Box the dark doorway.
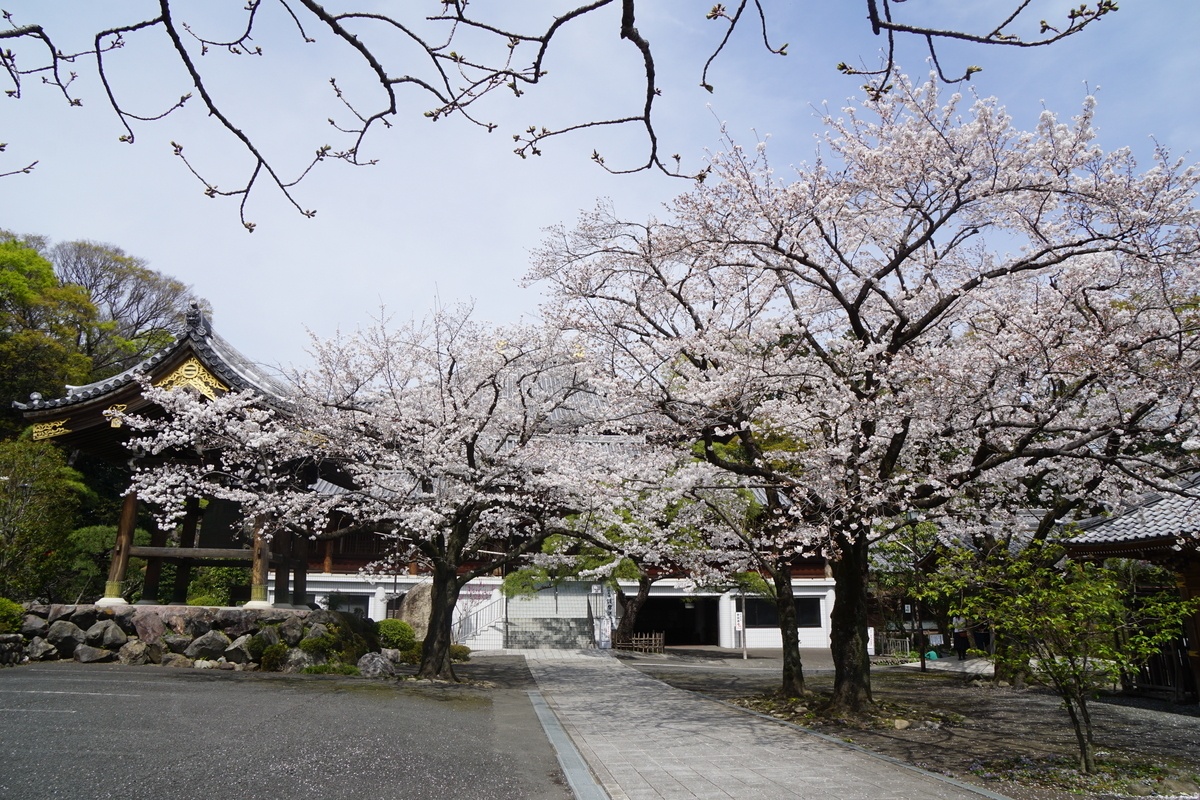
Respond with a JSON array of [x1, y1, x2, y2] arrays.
[[634, 597, 719, 645]]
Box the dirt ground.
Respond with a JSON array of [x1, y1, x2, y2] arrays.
[[629, 660, 1200, 800]]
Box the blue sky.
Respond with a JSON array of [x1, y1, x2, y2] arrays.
[[3, 2, 1197, 371]]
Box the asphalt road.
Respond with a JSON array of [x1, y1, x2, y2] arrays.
[[0, 659, 570, 800]]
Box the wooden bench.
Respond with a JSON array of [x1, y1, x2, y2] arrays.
[[613, 632, 664, 654]]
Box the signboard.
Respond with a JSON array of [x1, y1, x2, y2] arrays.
[[734, 611, 743, 631]]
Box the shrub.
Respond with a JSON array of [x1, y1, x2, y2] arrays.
[[299, 634, 337, 657], [449, 644, 471, 662], [376, 618, 416, 650], [260, 643, 288, 672], [301, 664, 361, 676], [0, 598, 22, 634], [246, 634, 266, 662], [187, 596, 220, 607]]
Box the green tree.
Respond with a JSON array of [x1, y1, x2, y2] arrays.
[[0, 239, 94, 437], [0, 438, 89, 600], [931, 543, 1197, 774], [49, 239, 206, 380]]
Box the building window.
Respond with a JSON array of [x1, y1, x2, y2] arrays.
[[744, 597, 822, 628]]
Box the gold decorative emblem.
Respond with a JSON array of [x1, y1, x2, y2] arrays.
[[154, 357, 229, 400], [32, 419, 71, 440], [106, 404, 129, 428]]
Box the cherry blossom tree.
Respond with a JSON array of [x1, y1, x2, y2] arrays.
[[124, 305, 647, 679], [0, 2, 1115, 225], [529, 73, 1200, 711]]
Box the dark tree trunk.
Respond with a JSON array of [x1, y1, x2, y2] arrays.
[[827, 533, 873, 713], [772, 564, 806, 697], [614, 573, 652, 643], [418, 562, 462, 681]]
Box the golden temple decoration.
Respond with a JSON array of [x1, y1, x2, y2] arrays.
[[106, 404, 129, 428], [32, 419, 71, 440], [154, 357, 228, 400]]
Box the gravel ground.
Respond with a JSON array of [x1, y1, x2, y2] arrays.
[[631, 662, 1200, 800]]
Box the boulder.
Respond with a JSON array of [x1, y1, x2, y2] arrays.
[[23, 603, 49, 618], [112, 607, 138, 634], [25, 636, 57, 661], [224, 634, 254, 664], [185, 630, 232, 661], [164, 607, 216, 638], [118, 641, 157, 666], [161, 653, 194, 668], [86, 620, 128, 649], [73, 644, 114, 663], [279, 615, 304, 646], [164, 634, 193, 654], [357, 652, 395, 678], [132, 610, 166, 644], [20, 614, 49, 639], [281, 648, 319, 673], [382, 648, 404, 664], [215, 609, 260, 638], [893, 719, 911, 731], [46, 620, 86, 657], [47, 604, 76, 624], [306, 610, 337, 628], [70, 606, 100, 630], [0, 634, 23, 665], [1160, 780, 1199, 795], [255, 626, 281, 649], [396, 583, 432, 641], [193, 659, 219, 670], [258, 609, 298, 625], [303, 622, 331, 642]]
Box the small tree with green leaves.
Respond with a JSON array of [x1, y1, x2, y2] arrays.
[[932, 542, 1196, 773]]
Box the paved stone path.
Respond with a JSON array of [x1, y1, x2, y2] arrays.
[[516, 650, 1005, 800]]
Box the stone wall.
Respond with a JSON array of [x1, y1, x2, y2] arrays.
[[7, 603, 380, 674], [504, 618, 594, 649]]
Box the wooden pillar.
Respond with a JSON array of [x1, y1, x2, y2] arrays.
[[169, 497, 200, 604], [136, 521, 169, 605], [323, 539, 334, 574], [245, 518, 272, 609], [272, 531, 292, 607], [1181, 562, 1200, 701], [291, 535, 309, 607], [97, 492, 138, 607]]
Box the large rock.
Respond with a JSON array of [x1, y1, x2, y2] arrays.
[[357, 652, 395, 678], [185, 630, 232, 661], [306, 610, 337, 628], [132, 610, 166, 644], [303, 622, 331, 642], [164, 634, 193, 654], [25, 637, 57, 661], [397, 583, 432, 641], [46, 620, 86, 657], [0, 634, 23, 665], [20, 614, 49, 638], [281, 647, 319, 673], [215, 609, 260, 638], [164, 607, 216, 638], [279, 615, 304, 646], [85, 620, 128, 649], [73, 644, 114, 663], [117, 640, 163, 666], [161, 653, 194, 668], [47, 605, 76, 624], [255, 626, 281, 649], [224, 634, 254, 664], [112, 607, 138, 634], [70, 606, 100, 630]]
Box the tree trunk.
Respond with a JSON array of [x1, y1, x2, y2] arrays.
[[772, 564, 806, 697], [614, 573, 652, 643], [417, 562, 462, 681], [826, 533, 873, 713], [1062, 694, 1097, 773]]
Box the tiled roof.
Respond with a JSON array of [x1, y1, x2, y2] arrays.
[[13, 303, 290, 411], [1067, 479, 1200, 546]]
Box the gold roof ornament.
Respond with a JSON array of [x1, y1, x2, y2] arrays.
[[106, 404, 129, 428], [154, 357, 229, 400], [32, 419, 71, 440]]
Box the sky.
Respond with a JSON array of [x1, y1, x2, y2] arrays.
[[3, 1, 1198, 376]]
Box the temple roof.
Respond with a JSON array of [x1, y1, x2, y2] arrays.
[[14, 304, 290, 462], [1065, 478, 1200, 559]]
